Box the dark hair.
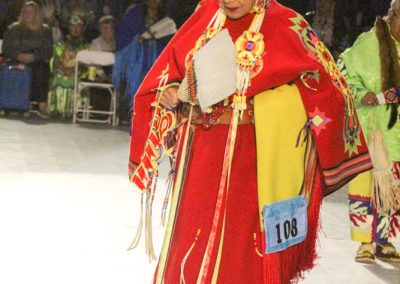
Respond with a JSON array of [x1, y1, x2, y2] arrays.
[[143, 0, 166, 21]]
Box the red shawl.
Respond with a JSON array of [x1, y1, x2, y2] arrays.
[[129, 0, 372, 195]]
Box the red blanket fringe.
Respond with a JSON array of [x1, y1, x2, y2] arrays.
[[263, 169, 323, 284]]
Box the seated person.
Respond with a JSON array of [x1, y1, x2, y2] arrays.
[[86, 15, 116, 118], [90, 15, 116, 53], [48, 15, 88, 118], [88, 15, 116, 83], [2, 1, 53, 117]]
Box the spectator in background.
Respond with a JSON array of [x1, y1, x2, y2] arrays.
[[89, 15, 116, 52], [58, 0, 94, 42], [114, 0, 168, 56], [47, 13, 63, 43], [40, 1, 63, 43], [87, 15, 116, 117], [89, 15, 116, 83], [2, 1, 53, 117], [113, 0, 174, 124], [33, 0, 64, 37], [313, 0, 335, 48], [48, 14, 88, 118], [58, 0, 120, 43]]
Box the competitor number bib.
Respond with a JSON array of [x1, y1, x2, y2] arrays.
[[263, 195, 307, 254]]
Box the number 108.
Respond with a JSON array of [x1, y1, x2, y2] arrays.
[[275, 218, 298, 244]]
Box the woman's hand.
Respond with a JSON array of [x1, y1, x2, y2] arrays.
[[361, 92, 378, 106], [160, 86, 180, 109]]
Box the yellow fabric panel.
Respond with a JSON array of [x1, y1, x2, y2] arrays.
[[348, 170, 373, 197], [348, 170, 373, 242], [254, 84, 308, 229], [351, 230, 373, 243]]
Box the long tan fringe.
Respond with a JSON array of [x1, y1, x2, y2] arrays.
[[391, 164, 400, 210], [145, 178, 157, 261], [127, 192, 144, 251], [369, 129, 400, 213], [161, 171, 175, 226], [372, 170, 400, 213], [127, 177, 158, 260]]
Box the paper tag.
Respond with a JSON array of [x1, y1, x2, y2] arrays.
[[263, 195, 307, 254]]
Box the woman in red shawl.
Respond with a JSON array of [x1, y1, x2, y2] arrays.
[[128, 0, 372, 283]]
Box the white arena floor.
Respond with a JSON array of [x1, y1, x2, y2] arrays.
[[0, 118, 398, 284]]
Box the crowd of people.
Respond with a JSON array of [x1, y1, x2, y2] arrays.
[[0, 0, 198, 123], [0, 1, 118, 121]]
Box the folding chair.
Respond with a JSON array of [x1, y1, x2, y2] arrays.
[[72, 50, 117, 126]]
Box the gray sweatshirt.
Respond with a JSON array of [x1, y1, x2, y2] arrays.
[[3, 22, 53, 62]]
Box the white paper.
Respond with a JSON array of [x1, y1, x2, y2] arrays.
[[193, 29, 237, 112]]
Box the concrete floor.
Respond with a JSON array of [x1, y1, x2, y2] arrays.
[[0, 117, 398, 284]]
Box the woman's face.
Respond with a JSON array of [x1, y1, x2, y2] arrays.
[[100, 23, 115, 42], [220, 0, 254, 19], [69, 24, 84, 38], [21, 5, 37, 25]]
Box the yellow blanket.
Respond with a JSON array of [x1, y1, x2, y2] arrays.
[[254, 84, 308, 229]]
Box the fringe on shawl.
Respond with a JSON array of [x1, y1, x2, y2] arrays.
[[264, 139, 323, 284], [263, 172, 322, 284]]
